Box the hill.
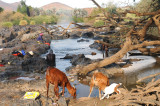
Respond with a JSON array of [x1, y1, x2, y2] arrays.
[[0, 0, 20, 11], [41, 2, 73, 11]]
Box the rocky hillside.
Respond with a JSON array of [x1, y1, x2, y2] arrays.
[[0, 0, 20, 11], [41, 2, 73, 11]]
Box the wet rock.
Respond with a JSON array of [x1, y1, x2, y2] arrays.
[[70, 34, 80, 39], [99, 31, 109, 35], [103, 37, 110, 43], [89, 42, 101, 50], [61, 54, 74, 59], [81, 32, 94, 38], [77, 39, 89, 42], [69, 31, 81, 39], [93, 36, 103, 40], [91, 52, 96, 55], [108, 48, 120, 56], [70, 54, 92, 66]]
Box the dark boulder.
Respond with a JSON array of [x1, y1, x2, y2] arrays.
[[89, 42, 101, 50], [22, 57, 47, 73], [81, 32, 94, 38], [70, 34, 80, 39], [77, 39, 89, 42], [70, 54, 92, 66]]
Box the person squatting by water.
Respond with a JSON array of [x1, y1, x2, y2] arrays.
[[46, 49, 56, 67], [37, 33, 44, 43]]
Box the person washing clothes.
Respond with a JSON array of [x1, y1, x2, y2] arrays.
[[37, 33, 44, 44], [46, 49, 56, 67]]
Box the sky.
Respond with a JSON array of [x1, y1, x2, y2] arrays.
[[1, 0, 140, 8]]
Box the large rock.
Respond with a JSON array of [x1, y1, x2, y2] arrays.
[[89, 42, 101, 50], [21, 33, 37, 42], [22, 57, 47, 73], [81, 32, 94, 38], [70, 54, 92, 66]]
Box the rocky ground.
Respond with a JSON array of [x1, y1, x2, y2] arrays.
[[0, 25, 160, 106]]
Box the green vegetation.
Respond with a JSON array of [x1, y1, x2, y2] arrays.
[[93, 20, 104, 27], [72, 16, 84, 23], [19, 20, 28, 26], [0, 0, 58, 27], [31, 15, 58, 24], [85, 2, 118, 26], [124, 13, 140, 22], [30, 21, 35, 25], [2, 22, 13, 28], [135, 0, 160, 13], [134, 0, 160, 36], [0, 7, 4, 13], [72, 8, 87, 23], [105, 2, 118, 15], [17, 0, 30, 16]]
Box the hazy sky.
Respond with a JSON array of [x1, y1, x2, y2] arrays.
[[1, 0, 140, 8]]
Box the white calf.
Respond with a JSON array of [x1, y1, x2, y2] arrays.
[[100, 83, 122, 100]]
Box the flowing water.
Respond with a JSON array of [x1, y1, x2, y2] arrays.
[[42, 38, 160, 98]]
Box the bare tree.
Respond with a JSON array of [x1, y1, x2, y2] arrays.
[[69, 0, 160, 75]]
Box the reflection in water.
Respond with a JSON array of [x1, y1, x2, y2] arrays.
[[111, 59, 160, 90], [43, 38, 160, 98]]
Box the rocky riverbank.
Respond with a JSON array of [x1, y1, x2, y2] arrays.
[[0, 24, 160, 106]]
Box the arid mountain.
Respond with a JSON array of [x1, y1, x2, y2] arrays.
[[41, 2, 73, 11], [0, 0, 20, 11]]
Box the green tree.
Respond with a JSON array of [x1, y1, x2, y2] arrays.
[[135, 0, 160, 13], [34, 8, 40, 16], [0, 7, 4, 13], [17, 0, 30, 16]]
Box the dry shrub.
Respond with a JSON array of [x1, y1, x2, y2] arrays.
[[30, 21, 35, 25], [9, 12, 25, 21], [0, 11, 12, 22], [19, 20, 28, 26]]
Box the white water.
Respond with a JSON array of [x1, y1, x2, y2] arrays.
[[122, 56, 156, 73]]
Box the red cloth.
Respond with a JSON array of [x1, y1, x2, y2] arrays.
[[45, 43, 50, 46], [12, 53, 21, 56], [0, 64, 4, 67]]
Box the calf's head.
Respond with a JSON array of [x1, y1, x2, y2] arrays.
[[70, 86, 76, 99]]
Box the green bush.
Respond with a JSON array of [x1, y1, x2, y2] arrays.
[[72, 16, 84, 23], [32, 15, 58, 24], [19, 20, 28, 26], [12, 19, 20, 25], [93, 20, 104, 27], [2, 22, 13, 28], [30, 21, 35, 25]]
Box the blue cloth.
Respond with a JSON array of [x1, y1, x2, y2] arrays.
[[21, 50, 26, 56]]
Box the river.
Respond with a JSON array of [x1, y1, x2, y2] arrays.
[[41, 38, 160, 98]]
